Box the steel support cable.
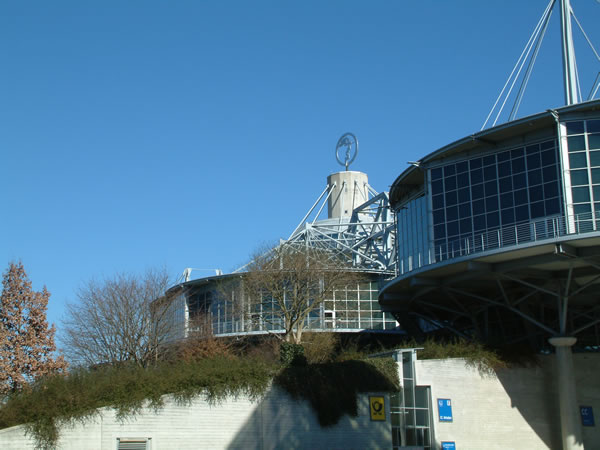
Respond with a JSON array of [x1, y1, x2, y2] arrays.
[[510, 6, 554, 120], [561, 4, 600, 100], [288, 184, 333, 239], [482, 0, 555, 130], [492, 1, 554, 127]]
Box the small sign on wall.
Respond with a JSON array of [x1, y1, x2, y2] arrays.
[[580, 406, 595, 426], [369, 396, 385, 421], [438, 398, 453, 422], [441, 442, 456, 450]]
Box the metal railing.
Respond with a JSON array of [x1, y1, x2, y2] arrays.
[[399, 212, 600, 275]]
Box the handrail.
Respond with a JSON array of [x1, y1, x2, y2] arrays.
[[399, 212, 600, 275]]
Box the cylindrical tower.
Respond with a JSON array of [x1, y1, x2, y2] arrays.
[[326, 171, 369, 219]]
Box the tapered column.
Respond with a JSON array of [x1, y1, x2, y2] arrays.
[[549, 337, 583, 450]]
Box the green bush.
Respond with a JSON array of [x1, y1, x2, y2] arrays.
[[302, 332, 339, 364], [279, 342, 307, 366]]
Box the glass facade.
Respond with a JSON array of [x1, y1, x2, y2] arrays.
[[430, 138, 562, 260], [397, 194, 429, 273], [563, 119, 600, 232], [182, 278, 399, 337]]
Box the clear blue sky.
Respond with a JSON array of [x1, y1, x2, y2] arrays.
[[1, 1, 599, 336]]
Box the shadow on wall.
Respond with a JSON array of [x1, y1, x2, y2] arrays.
[[226, 386, 391, 450], [494, 354, 600, 450]]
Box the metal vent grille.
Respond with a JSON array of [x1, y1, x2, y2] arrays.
[[117, 439, 148, 450]]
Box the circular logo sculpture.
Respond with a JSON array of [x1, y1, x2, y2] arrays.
[[335, 132, 358, 171]]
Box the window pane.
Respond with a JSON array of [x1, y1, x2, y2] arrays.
[[501, 208, 515, 224], [527, 152, 541, 169], [545, 199, 560, 215], [446, 206, 458, 221], [470, 168, 483, 184], [457, 172, 469, 188], [528, 169, 542, 186], [542, 149, 557, 166], [431, 179, 443, 195], [444, 165, 456, 176], [472, 199, 485, 215], [588, 120, 600, 133], [515, 205, 529, 222], [543, 165, 558, 182], [566, 121, 585, 135], [513, 173, 527, 189], [530, 201, 545, 218], [572, 186, 591, 203], [498, 161, 511, 177], [529, 185, 543, 202], [458, 187, 470, 203], [568, 135, 586, 151], [486, 195, 499, 212], [432, 194, 444, 209], [589, 134, 600, 150], [500, 192, 514, 208], [487, 212, 500, 228], [446, 190, 458, 206], [485, 180, 498, 196], [571, 169, 589, 186], [590, 151, 600, 167], [456, 161, 468, 173], [445, 176, 457, 191], [569, 152, 587, 168], [497, 151, 510, 162], [593, 168, 600, 184], [459, 202, 471, 218], [471, 184, 484, 199], [512, 157, 525, 173], [431, 168, 442, 180]]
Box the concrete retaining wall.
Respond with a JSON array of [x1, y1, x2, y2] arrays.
[[0, 387, 391, 450]]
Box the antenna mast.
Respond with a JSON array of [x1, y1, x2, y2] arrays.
[[560, 0, 580, 105]]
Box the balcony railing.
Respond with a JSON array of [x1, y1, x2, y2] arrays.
[[399, 212, 600, 275]]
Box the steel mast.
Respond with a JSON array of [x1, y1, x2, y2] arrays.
[[560, 0, 579, 105]]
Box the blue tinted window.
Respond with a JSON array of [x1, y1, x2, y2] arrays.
[[572, 186, 591, 203], [529, 185, 543, 202], [444, 165, 456, 176], [592, 169, 600, 184], [470, 158, 482, 169], [498, 161, 511, 177], [515, 189, 528, 205], [472, 199, 485, 215], [471, 184, 484, 200], [501, 208, 515, 224], [569, 153, 587, 168], [590, 151, 600, 166], [500, 192, 513, 208], [487, 212, 500, 228], [544, 181, 559, 198], [499, 177, 512, 193], [456, 161, 468, 173], [432, 194, 444, 210], [527, 152, 541, 169], [497, 151, 510, 162], [528, 169, 542, 186], [513, 173, 527, 189], [486, 196, 499, 212], [483, 155, 495, 166], [515, 205, 529, 222], [447, 221, 459, 237], [459, 202, 471, 218], [571, 170, 589, 185], [512, 157, 525, 173], [473, 215, 486, 231], [445, 190, 458, 206], [589, 120, 600, 133], [457, 172, 469, 188], [530, 201, 545, 218], [566, 121, 584, 135], [543, 165, 558, 182], [446, 206, 458, 221], [568, 136, 586, 152], [484, 165, 496, 180], [589, 134, 600, 150], [433, 210, 445, 223], [431, 168, 443, 180], [458, 187, 470, 203], [445, 176, 457, 191], [545, 199, 560, 215], [485, 180, 498, 196], [460, 219, 472, 233], [511, 148, 524, 158], [541, 149, 556, 166], [431, 180, 443, 195]]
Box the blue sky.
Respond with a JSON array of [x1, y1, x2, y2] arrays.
[[1, 1, 599, 336]]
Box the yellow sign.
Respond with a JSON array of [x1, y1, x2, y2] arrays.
[[369, 396, 385, 421]]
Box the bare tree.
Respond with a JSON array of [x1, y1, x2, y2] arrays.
[[61, 268, 175, 367], [235, 245, 363, 344], [0, 262, 67, 395]]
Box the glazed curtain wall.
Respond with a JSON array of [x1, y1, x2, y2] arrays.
[[563, 119, 600, 231], [396, 195, 429, 273], [429, 138, 562, 261]]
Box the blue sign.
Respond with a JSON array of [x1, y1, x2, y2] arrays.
[[441, 442, 456, 450], [438, 398, 453, 422], [580, 406, 595, 426]]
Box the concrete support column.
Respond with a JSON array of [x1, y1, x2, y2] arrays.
[[548, 337, 583, 450]]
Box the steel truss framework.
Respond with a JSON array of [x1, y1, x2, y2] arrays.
[[281, 180, 396, 275], [381, 241, 600, 349]]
